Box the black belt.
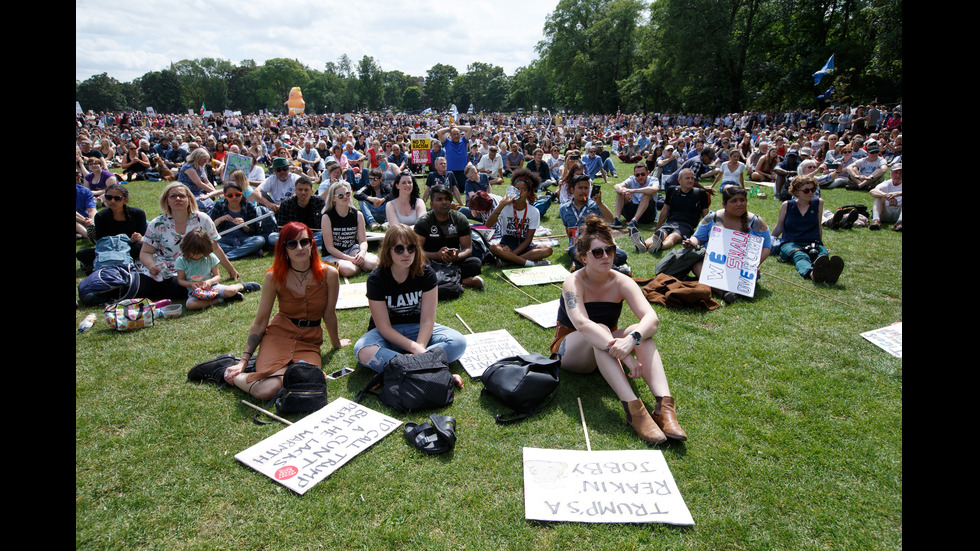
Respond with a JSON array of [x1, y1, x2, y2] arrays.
[[288, 317, 321, 327]]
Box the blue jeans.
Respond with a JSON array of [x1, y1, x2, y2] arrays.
[[217, 234, 266, 260], [779, 242, 827, 278], [354, 323, 467, 372], [358, 199, 387, 225]]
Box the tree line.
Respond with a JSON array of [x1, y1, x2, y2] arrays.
[[75, 0, 900, 116]]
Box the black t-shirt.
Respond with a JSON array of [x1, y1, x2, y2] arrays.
[[414, 210, 470, 253], [664, 186, 710, 229], [325, 208, 358, 251], [94, 206, 148, 240], [365, 264, 437, 330]]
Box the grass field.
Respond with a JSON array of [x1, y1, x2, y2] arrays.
[[76, 157, 902, 550]]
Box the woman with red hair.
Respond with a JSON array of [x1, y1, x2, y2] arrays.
[[191, 222, 349, 400]]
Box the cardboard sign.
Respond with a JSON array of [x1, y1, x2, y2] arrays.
[[515, 299, 560, 328], [458, 329, 528, 378], [523, 447, 694, 526], [235, 398, 401, 495], [410, 134, 431, 165], [503, 264, 571, 286], [698, 226, 765, 297], [860, 322, 902, 358], [336, 282, 368, 309]]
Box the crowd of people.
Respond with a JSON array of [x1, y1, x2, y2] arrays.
[[77, 102, 901, 443]]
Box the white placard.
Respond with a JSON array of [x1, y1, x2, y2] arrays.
[[336, 282, 368, 309], [523, 447, 694, 526], [515, 299, 560, 328], [860, 322, 902, 358], [698, 226, 765, 297], [235, 398, 401, 494], [503, 264, 571, 286], [458, 329, 528, 378]]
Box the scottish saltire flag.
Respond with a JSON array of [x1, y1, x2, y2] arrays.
[[817, 86, 835, 101], [813, 55, 834, 84]]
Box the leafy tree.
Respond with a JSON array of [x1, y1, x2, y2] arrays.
[[425, 63, 458, 109], [139, 69, 184, 113], [402, 86, 423, 111], [76, 73, 127, 112]]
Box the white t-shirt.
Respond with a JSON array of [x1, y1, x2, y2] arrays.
[[259, 172, 299, 204], [496, 202, 540, 241], [477, 153, 503, 177], [873, 179, 902, 207]]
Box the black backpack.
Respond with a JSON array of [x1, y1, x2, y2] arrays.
[[253, 362, 329, 424], [480, 353, 560, 424], [356, 348, 455, 413]]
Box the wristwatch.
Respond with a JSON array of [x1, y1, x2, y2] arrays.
[[631, 331, 642, 346]]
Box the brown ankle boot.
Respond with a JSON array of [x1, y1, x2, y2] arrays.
[[623, 399, 667, 444], [653, 396, 687, 441]]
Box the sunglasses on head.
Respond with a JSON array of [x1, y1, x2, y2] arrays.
[[589, 244, 617, 259], [285, 238, 312, 250], [392, 244, 417, 255]]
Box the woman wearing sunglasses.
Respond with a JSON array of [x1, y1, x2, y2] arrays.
[[771, 175, 844, 284], [204, 222, 348, 400], [353, 225, 467, 377], [210, 176, 267, 260], [75, 183, 147, 273], [321, 181, 378, 277], [551, 214, 687, 445]]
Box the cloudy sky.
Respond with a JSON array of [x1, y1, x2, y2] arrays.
[[76, 0, 560, 83]]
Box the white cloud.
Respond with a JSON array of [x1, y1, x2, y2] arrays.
[[75, 0, 557, 82]]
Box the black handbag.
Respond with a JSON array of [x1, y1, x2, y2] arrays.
[[355, 347, 455, 413], [253, 361, 328, 424], [480, 353, 560, 424]]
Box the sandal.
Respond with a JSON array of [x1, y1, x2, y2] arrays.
[[404, 414, 457, 455]]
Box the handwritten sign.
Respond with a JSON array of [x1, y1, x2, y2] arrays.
[[699, 226, 765, 297], [336, 282, 368, 310], [235, 398, 401, 495], [410, 134, 431, 165], [503, 264, 571, 286], [515, 299, 560, 328], [523, 447, 694, 526], [458, 329, 528, 378], [224, 152, 252, 177], [860, 322, 902, 358]]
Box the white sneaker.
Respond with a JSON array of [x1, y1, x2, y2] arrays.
[[531, 259, 551, 267], [629, 226, 647, 252]]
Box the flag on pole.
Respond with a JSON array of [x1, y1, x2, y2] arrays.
[[813, 55, 834, 84], [199, 102, 206, 115]]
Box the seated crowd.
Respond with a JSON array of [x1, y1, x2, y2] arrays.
[[77, 104, 901, 442]]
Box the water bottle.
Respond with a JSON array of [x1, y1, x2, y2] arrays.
[[78, 313, 97, 333], [505, 186, 520, 199]]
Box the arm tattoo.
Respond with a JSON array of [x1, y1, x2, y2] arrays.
[[564, 291, 578, 309], [244, 331, 264, 355]]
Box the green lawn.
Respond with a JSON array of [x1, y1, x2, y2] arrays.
[[76, 158, 902, 550]]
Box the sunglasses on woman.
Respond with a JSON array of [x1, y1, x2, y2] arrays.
[[285, 238, 312, 250], [104, 194, 125, 202], [589, 245, 617, 259], [392, 244, 417, 255], [224, 191, 242, 198]]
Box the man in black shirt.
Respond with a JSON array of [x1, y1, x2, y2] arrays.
[[414, 184, 484, 290], [273, 176, 325, 248]]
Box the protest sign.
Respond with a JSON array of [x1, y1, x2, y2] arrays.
[[503, 264, 571, 286], [224, 152, 252, 176], [698, 226, 765, 297], [860, 322, 902, 358], [523, 447, 694, 526], [236, 398, 401, 495], [515, 299, 560, 328], [458, 329, 528, 378], [336, 282, 368, 309], [410, 134, 431, 165]]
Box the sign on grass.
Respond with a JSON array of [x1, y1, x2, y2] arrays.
[[860, 322, 902, 358], [698, 226, 765, 297], [523, 447, 694, 526], [336, 282, 368, 309], [235, 398, 401, 494], [515, 299, 560, 328], [503, 264, 571, 286], [458, 329, 528, 378]]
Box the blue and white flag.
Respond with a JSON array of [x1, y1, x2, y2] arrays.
[[813, 55, 834, 84]]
